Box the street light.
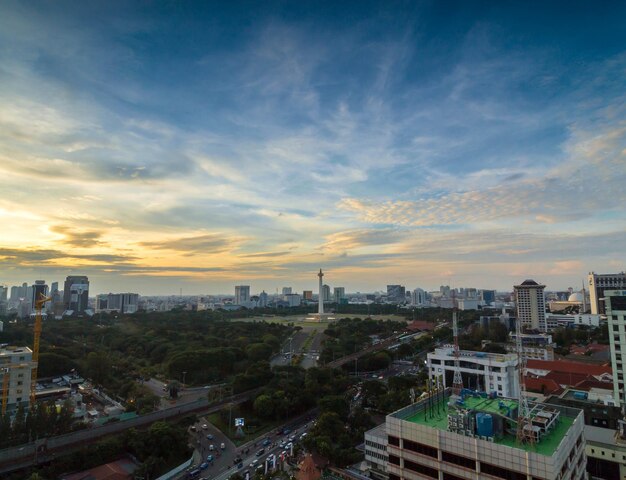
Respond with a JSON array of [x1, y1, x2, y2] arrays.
[[182, 371, 187, 387]]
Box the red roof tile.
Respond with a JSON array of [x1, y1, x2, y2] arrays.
[[524, 377, 563, 395], [526, 359, 612, 376]]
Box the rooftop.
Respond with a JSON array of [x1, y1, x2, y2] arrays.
[[399, 393, 576, 457], [526, 359, 612, 376]]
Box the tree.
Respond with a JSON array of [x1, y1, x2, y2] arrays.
[[253, 394, 274, 419], [85, 351, 111, 385]]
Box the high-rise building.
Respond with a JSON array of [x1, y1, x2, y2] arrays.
[[322, 284, 331, 302], [607, 289, 626, 407], [0, 286, 7, 301], [514, 279, 547, 332], [366, 389, 586, 480], [258, 291, 268, 308], [0, 346, 33, 414], [63, 275, 89, 314], [481, 289, 496, 306], [588, 272, 626, 315], [282, 287, 292, 296], [333, 287, 345, 303], [411, 288, 427, 306], [387, 285, 406, 303], [302, 290, 313, 301], [235, 285, 251, 305], [284, 293, 301, 307], [31, 280, 48, 309]]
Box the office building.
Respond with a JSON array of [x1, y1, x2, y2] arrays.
[[322, 284, 331, 302], [302, 290, 313, 301], [364, 424, 388, 479], [514, 279, 547, 332], [481, 289, 496, 306], [375, 388, 586, 480], [31, 280, 48, 309], [588, 272, 626, 314], [282, 287, 292, 296], [427, 347, 519, 397], [63, 275, 89, 314], [96, 293, 140, 314], [607, 289, 626, 408], [284, 293, 301, 307], [387, 285, 406, 303], [0, 286, 6, 301], [258, 291, 268, 308], [545, 313, 601, 330], [0, 346, 33, 414], [410, 288, 427, 306], [234, 285, 251, 305], [333, 287, 345, 303]]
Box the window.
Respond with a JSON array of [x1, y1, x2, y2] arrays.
[[403, 439, 438, 458], [443, 474, 466, 480], [442, 451, 476, 470], [389, 475, 400, 480], [388, 435, 400, 447], [389, 455, 400, 466], [404, 460, 438, 479], [481, 462, 527, 480]]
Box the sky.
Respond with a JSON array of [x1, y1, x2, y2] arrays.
[[0, 1, 625, 295]]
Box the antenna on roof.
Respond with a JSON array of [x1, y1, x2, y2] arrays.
[[452, 289, 464, 396], [515, 314, 535, 445]]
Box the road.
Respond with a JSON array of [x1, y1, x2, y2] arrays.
[[270, 330, 326, 369]]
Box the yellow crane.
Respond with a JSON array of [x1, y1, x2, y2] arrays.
[[30, 293, 52, 405]]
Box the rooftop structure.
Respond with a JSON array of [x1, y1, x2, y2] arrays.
[[606, 289, 626, 408], [588, 272, 626, 315], [0, 346, 34, 414], [385, 388, 586, 480], [427, 347, 519, 397], [515, 279, 547, 332]]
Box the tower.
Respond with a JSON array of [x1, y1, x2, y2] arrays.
[[451, 310, 463, 395], [515, 311, 534, 445], [318, 269, 324, 315], [514, 279, 546, 332]]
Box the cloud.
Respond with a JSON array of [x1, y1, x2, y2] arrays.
[[49, 225, 105, 247], [138, 233, 245, 254]]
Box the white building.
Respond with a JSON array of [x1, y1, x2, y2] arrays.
[[410, 288, 427, 306], [284, 293, 301, 307], [364, 423, 388, 479], [258, 291, 268, 308], [588, 271, 626, 314], [514, 279, 547, 332], [427, 346, 519, 398], [607, 290, 626, 408], [234, 285, 251, 305], [545, 313, 602, 330], [282, 287, 292, 296], [457, 298, 479, 310], [376, 389, 586, 480], [333, 287, 345, 303], [0, 346, 33, 414]]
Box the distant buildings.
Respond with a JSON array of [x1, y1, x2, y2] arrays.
[[63, 275, 90, 314], [606, 289, 626, 407], [410, 288, 427, 306], [333, 287, 345, 303], [588, 272, 626, 314], [234, 285, 250, 305], [514, 279, 547, 332], [322, 284, 331, 302], [282, 287, 292, 296], [386, 284, 406, 303], [258, 290, 268, 307], [302, 290, 313, 301], [96, 293, 139, 314]]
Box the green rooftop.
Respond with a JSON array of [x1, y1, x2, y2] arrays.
[[405, 395, 574, 456]]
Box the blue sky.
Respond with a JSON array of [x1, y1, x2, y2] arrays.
[[0, 1, 624, 295]]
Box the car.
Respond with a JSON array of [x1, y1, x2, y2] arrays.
[[288, 436, 295, 442], [237, 462, 243, 469], [202, 424, 208, 430], [262, 438, 271, 447], [190, 426, 197, 432], [206, 433, 214, 440], [256, 449, 265, 457], [199, 463, 208, 470], [279, 441, 285, 448], [220, 442, 226, 449], [282, 428, 291, 435], [300, 433, 308, 439], [233, 457, 242, 464], [206, 455, 213, 462], [188, 469, 200, 478], [249, 459, 259, 468], [209, 444, 215, 451]]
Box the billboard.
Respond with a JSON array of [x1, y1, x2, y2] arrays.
[[235, 417, 245, 427]]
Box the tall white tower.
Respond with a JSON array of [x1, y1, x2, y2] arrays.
[[318, 269, 324, 315]]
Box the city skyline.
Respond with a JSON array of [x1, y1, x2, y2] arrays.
[[1, 2, 625, 294]]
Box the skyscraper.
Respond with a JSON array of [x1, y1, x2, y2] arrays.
[[282, 287, 292, 295], [514, 279, 546, 332], [333, 287, 345, 303], [63, 275, 89, 314], [387, 285, 406, 303], [31, 280, 48, 309], [322, 284, 331, 302], [302, 290, 313, 300], [411, 288, 427, 306], [607, 289, 626, 407], [235, 285, 251, 305], [259, 290, 268, 308], [588, 272, 626, 315]]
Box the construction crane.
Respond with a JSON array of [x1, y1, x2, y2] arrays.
[[30, 293, 51, 405]]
